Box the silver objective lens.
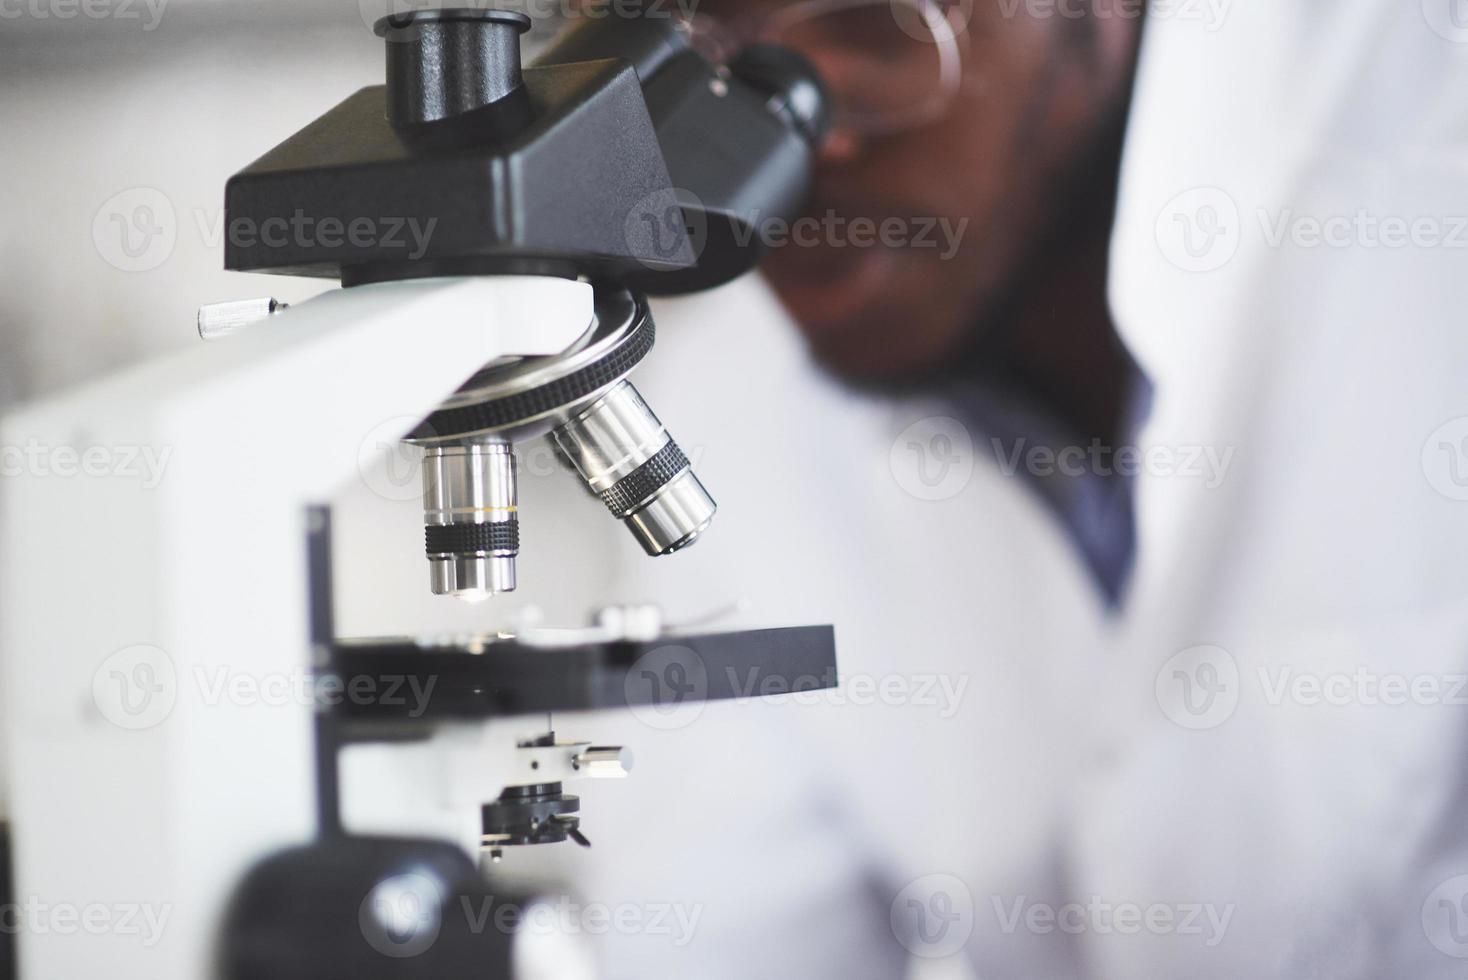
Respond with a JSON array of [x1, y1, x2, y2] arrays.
[[552, 381, 716, 556], [422, 439, 519, 601], [409, 291, 713, 599]]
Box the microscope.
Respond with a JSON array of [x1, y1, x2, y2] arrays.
[[0, 9, 835, 980]]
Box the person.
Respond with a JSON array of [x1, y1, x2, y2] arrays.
[[508, 2, 1150, 977], [651, 1, 1468, 977], [687, 0, 1151, 603], [526, 1, 1468, 977]]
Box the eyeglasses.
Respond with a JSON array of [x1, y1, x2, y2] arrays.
[[682, 0, 968, 139]]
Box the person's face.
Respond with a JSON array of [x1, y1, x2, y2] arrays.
[[696, 0, 1142, 383]]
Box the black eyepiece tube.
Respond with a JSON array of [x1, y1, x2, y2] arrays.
[[376, 8, 532, 127]]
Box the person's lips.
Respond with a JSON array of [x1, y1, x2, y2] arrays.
[[763, 243, 899, 338]]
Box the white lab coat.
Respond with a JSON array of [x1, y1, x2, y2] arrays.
[[486, 279, 1116, 980], [1070, 1, 1468, 976]]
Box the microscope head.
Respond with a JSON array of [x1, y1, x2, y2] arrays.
[[223, 6, 829, 288], [223, 7, 828, 600]]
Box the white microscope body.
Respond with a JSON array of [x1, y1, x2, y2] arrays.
[[0, 276, 592, 979]]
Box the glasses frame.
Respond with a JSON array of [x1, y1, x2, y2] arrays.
[[683, 0, 968, 137]]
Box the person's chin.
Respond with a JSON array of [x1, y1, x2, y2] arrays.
[[762, 246, 962, 385], [761, 243, 898, 334]]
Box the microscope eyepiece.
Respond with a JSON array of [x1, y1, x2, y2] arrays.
[[375, 8, 532, 128], [730, 44, 832, 149]]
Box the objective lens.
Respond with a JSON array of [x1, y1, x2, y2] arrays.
[[551, 381, 716, 556], [422, 439, 519, 600]]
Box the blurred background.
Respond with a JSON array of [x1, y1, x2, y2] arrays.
[[6, 1, 1468, 978]]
